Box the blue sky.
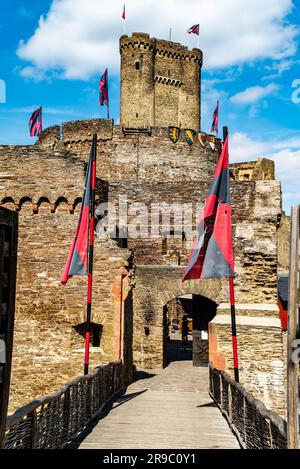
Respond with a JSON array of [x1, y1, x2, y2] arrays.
[[0, 0, 300, 214]]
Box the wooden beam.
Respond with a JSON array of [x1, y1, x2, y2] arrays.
[[287, 205, 300, 449]]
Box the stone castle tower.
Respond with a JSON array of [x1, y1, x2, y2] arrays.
[[120, 33, 202, 130]]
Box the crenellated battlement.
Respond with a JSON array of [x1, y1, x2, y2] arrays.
[[120, 33, 202, 63], [35, 119, 220, 156]]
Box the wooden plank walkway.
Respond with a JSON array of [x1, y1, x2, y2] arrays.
[[78, 360, 240, 449]]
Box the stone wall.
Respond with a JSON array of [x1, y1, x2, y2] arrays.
[[277, 211, 291, 274], [36, 121, 219, 183], [0, 146, 134, 413]]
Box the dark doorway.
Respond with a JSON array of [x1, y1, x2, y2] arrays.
[[163, 297, 193, 366], [163, 295, 217, 368]]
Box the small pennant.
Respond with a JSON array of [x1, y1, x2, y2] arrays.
[[183, 129, 196, 146], [168, 126, 180, 143]]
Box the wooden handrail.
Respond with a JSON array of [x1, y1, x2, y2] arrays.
[[3, 361, 124, 449], [210, 365, 287, 449]]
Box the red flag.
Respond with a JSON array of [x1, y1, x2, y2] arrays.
[[61, 143, 96, 285], [182, 136, 234, 281], [187, 24, 199, 36], [99, 68, 109, 118], [122, 4, 126, 20], [211, 101, 219, 134], [29, 107, 42, 137], [99, 69, 109, 106]]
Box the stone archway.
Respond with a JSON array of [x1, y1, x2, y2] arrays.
[[132, 266, 222, 369], [163, 294, 218, 368]]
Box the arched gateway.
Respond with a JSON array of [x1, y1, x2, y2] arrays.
[[163, 294, 218, 367]]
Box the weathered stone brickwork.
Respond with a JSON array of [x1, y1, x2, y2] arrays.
[[0, 146, 134, 413]]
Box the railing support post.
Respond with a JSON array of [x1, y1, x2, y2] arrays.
[[30, 410, 37, 449], [63, 388, 70, 443]]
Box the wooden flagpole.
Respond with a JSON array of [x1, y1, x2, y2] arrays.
[[223, 126, 239, 383], [84, 134, 97, 375], [287, 205, 300, 448]]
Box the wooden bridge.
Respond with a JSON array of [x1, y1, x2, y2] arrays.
[[77, 361, 239, 449], [2, 358, 287, 450]]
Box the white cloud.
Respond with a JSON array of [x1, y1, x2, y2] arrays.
[[230, 132, 269, 162], [230, 83, 279, 104], [230, 131, 300, 214], [17, 0, 298, 80]]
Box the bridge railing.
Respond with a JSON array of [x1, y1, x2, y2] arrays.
[[3, 361, 124, 449], [209, 365, 287, 449]]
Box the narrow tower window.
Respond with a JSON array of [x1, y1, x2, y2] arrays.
[[135, 61, 140, 70], [92, 325, 101, 347]]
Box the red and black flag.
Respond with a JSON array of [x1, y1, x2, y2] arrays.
[[122, 4, 126, 20], [99, 68, 109, 117], [61, 140, 96, 285], [211, 101, 219, 135], [187, 24, 200, 36], [29, 107, 42, 137], [182, 135, 234, 281]]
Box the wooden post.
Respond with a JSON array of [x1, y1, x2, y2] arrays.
[[287, 205, 300, 448], [30, 410, 37, 449]]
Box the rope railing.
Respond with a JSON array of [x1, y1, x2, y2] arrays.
[[209, 365, 287, 449], [3, 361, 124, 449]]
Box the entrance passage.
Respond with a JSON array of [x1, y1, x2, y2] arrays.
[[77, 361, 240, 449], [163, 295, 217, 367]]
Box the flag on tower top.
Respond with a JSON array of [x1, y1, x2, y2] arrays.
[[187, 24, 200, 36], [122, 4, 126, 20], [211, 101, 219, 135], [29, 107, 42, 137], [182, 135, 234, 281]]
